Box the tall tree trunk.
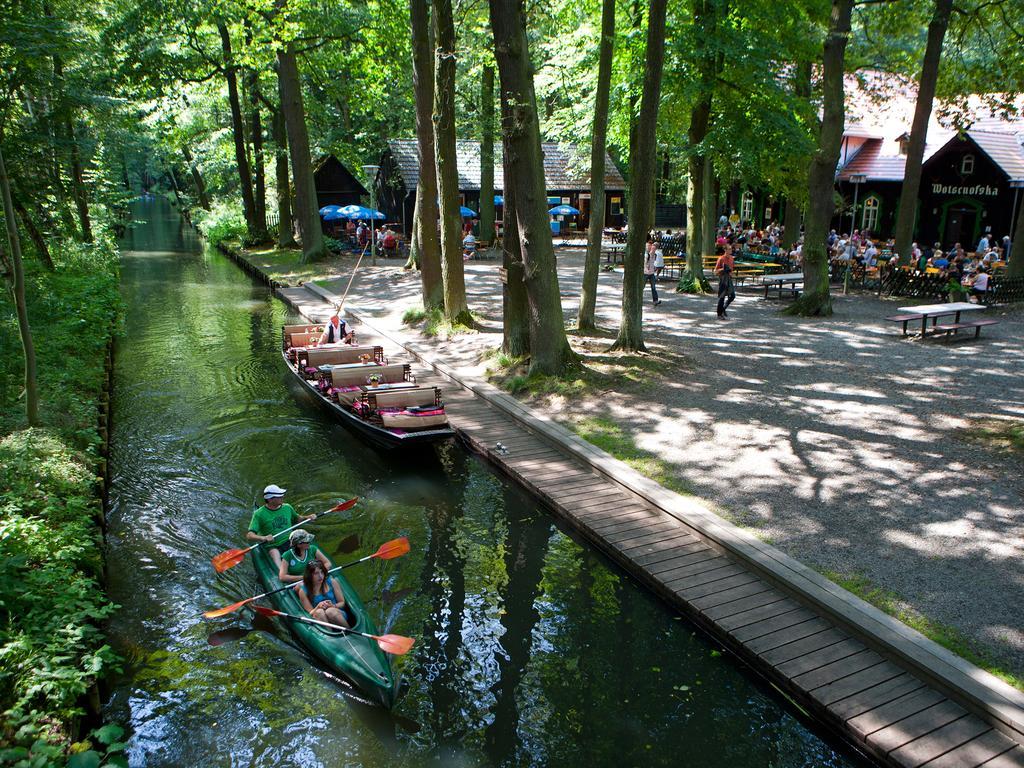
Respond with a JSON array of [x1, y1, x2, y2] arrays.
[[218, 21, 259, 240], [782, 198, 802, 248], [612, 0, 667, 351], [433, 0, 470, 322], [181, 145, 211, 210], [410, 0, 443, 307], [490, 0, 576, 374], [1008, 200, 1024, 278], [276, 48, 326, 261], [46, 2, 93, 244], [785, 0, 852, 317], [893, 0, 953, 259], [479, 65, 496, 246], [500, 110, 530, 357], [269, 106, 295, 248], [245, 23, 268, 239], [702, 155, 716, 255], [781, 61, 811, 249], [577, 0, 615, 331], [66, 123, 93, 243], [12, 197, 54, 271], [0, 144, 40, 426], [406, 191, 421, 269], [678, 0, 714, 293]]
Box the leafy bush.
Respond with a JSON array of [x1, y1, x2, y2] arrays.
[[0, 231, 122, 763], [192, 200, 246, 246]]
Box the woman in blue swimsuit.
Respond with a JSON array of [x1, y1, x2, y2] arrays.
[[296, 560, 350, 628]]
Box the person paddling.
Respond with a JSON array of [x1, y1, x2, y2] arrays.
[[278, 529, 333, 584], [296, 560, 350, 628], [318, 314, 353, 346], [246, 485, 315, 570]]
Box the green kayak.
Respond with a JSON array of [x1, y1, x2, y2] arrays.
[[251, 545, 400, 707]]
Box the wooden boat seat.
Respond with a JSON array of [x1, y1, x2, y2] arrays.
[[367, 386, 440, 410], [288, 330, 318, 348], [304, 345, 383, 372], [330, 363, 412, 403], [282, 324, 321, 350]]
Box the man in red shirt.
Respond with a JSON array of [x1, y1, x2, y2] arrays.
[[715, 244, 736, 318]]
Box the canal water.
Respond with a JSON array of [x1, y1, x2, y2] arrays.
[[104, 199, 868, 767]]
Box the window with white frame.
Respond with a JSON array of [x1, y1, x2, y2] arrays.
[[861, 196, 880, 232], [961, 154, 975, 175], [741, 191, 754, 223]]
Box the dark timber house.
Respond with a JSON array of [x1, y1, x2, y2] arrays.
[[313, 155, 369, 210], [835, 115, 1024, 248], [374, 139, 628, 235]]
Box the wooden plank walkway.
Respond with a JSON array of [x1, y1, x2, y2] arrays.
[[274, 285, 1024, 768]]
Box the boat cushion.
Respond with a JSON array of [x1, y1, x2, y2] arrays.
[[381, 410, 449, 429]]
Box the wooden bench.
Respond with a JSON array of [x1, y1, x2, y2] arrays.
[[329, 363, 412, 403], [930, 318, 999, 339], [359, 386, 448, 430], [301, 345, 384, 373], [282, 324, 321, 350], [884, 313, 925, 337]]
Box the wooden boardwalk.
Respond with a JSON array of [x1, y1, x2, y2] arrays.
[[275, 285, 1024, 768]]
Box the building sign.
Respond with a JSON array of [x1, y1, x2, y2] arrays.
[[930, 183, 999, 197]]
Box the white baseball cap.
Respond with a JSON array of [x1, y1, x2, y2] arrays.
[[263, 484, 287, 499]]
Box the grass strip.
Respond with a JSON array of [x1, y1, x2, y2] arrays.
[[819, 569, 1023, 692]]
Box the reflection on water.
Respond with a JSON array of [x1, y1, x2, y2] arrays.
[[104, 199, 869, 767]]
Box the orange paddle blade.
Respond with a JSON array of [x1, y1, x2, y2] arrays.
[[331, 497, 359, 513], [374, 537, 410, 561], [375, 633, 415, 656], [251, 605, 282, 619], [202, 596, 254, 619], [211, 549, 248, 573]]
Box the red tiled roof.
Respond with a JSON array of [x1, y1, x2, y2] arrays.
[[837, 140, 907, 181]]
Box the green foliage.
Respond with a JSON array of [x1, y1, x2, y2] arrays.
[[0, 233, 122, 762], [963, 419, 1024, 454], [192, 201, 247, 246]]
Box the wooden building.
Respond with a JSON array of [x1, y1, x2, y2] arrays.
[[374, 139, 627, 235], [313, 155, 368, 210], [836, 123, 1024, 247]]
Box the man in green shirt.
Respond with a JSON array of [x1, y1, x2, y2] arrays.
[[246, 484, 315, 570]]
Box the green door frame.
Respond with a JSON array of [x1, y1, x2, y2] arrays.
[[937, 196, 984, 247]]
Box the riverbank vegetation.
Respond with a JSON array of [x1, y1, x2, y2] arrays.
[[0, 232, 122, 762], [1, 4, 126, 754]]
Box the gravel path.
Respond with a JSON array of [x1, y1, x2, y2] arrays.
[[318, 249, 1024, 681]]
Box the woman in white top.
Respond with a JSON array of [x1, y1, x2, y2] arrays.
[[971, 268, 989, 301]]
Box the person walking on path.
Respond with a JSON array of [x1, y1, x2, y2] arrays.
[[644, 238, 661, 306], [716, 244, 736, 318]]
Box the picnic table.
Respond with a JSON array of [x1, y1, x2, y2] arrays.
[[892, 302, 994, 339], [760, 272, 804, 299]]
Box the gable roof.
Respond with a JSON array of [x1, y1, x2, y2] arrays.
[[385, 138, 626, 192], [968, 131, 1024, 181], [313, 155, 369, 194]]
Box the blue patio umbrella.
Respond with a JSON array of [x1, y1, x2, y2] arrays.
[[460, 205, 478, 218], [493, 195, 504, 206], [338, 204, 385, 220], [549, 204, 580, 216], [319, 205, 342, 219]]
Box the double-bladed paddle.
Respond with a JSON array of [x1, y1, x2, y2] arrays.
[[211, 498, 359, 573], [203, 537, 410, 619], [251, 605, 415, 656]]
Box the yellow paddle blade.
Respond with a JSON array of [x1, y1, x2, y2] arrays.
[[375, 633, 415, 656]]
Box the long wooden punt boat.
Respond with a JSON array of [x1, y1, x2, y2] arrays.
[[281, 324, 454, 449], [251, 545, 400, 707]]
